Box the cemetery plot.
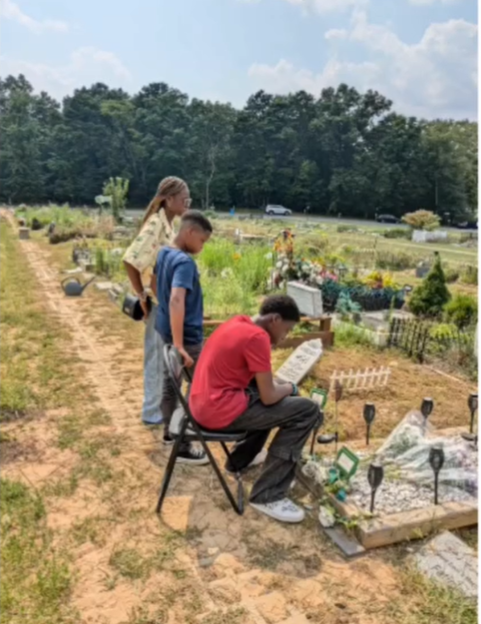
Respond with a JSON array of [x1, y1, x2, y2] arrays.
[[303, 411, 478, 550]]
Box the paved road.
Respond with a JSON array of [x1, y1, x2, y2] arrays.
[[124, 209, 477, 234]]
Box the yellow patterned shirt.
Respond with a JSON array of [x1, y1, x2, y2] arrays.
[[122, 209, 175, 287]]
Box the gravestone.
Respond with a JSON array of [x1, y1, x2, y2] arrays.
[[414, 531, 477, 598], [275, 339, 323, 385], [18, 227, 30, 240], [287, 281, 323, 317], [415, 261, 431, 279]]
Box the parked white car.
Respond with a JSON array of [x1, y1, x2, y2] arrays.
[[265, 204, 292, 216]]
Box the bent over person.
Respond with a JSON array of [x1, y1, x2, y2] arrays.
[[189, 295, 322, 524]]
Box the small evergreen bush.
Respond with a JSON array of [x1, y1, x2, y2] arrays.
[[409, 252, 451, 318]]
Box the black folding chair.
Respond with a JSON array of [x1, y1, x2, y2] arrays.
[[155, 344, 247, 516]]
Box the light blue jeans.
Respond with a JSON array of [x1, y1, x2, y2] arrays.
[[142, 304, 164, 424]]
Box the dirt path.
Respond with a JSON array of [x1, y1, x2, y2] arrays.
[[7, 226, 404, 624]]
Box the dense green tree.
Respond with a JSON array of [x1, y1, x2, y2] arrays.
[[0, 74, 476, 221]]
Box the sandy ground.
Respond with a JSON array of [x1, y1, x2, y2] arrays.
[[1, 218, 476, 624]]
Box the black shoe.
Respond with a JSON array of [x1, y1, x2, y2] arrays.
[[163, 434, 174, 446], [176, 445, 209, 465]]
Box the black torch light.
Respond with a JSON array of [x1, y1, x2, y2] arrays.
[[428, 445, 445, 505], [421, 397, 434, 431], [333, 381, 343, 454], [363, 403, 376, 446], [468, 393, 478, 435], [367, 462, 384, 513], [309, 409, 324, 456]]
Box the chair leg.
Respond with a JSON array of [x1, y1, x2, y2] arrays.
[[155, 423, 187, 514], [197, 437, 244, 515]]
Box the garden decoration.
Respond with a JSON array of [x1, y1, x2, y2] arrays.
[[363, 403, 376, 446], [428, 445, 445, 505], [421, 397, 434, 432], [61, 275, 96, 297], [367, 461, 384, 513], [311, 388, 328, 410], [468, 393, 478, 435], [335, 447, 360, 481], [309, 389, 332, 454], [329, 367, 391, 393]]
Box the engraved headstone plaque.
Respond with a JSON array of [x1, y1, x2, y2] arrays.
[[276, 339, 323, 385]]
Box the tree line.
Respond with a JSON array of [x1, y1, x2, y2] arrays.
[[0, 74, 477, 220]]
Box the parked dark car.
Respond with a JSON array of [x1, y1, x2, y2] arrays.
[[375, 214, 399, 224], [455, 220, 478, 230]]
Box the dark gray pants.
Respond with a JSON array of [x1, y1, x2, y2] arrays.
[[161, 342, 203, 445], [222, 388, 322, 504]]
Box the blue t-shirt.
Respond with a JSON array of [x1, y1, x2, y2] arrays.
[[154, 247, 203, 346]]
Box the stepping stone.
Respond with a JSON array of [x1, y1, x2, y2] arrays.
[[95, 281, 114, 291], [323, 527, 366, 558], [414, 531, 477, 598]]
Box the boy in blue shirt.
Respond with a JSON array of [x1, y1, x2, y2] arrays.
[[153, 210, 212, 463]]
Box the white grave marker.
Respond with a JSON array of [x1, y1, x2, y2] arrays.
[[276, 339, 323, 385], [287, 281, 323, 317]]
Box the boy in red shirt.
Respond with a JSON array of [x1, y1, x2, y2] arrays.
[[189, 295, 322, 524]]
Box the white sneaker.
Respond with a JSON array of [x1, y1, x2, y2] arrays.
[[250, 498, 305, 523], [249, 448, 268, 467]]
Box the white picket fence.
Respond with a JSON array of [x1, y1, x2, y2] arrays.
[[329, 366, 391, 392]]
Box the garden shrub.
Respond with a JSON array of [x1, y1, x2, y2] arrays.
[[382, 228, 410, 239], [409, 252, 451, 318], [444, 267, 460, 283], [402, 209, 440, 231], [444, 294, 478, 329], [460, 265, 478, 285], [375, 251, 417, 271], [336, 224, 357, 233]]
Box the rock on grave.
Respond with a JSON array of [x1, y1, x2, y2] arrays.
[[95, 281, 115, 291], [287, 281, 323, 317], [275, 339, 323, 385], [414, 531, 477, 599]]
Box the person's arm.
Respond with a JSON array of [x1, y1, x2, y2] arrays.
[[170, 258, 196, 367], [124, 261, 150, 317], [150, 272, 157, 299], [170, 287, 193, 367], [255, 371, 294, 406], [244, 333, 295, 405], [122, 214, 165, 317]]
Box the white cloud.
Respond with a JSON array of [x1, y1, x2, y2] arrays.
[[408, 0, 461, 5], [0, 0, 69, 33], [289, 0, 368, 12], [249, 12, 478, 119], [238, 0, 368, 13], [1, 47, 132, 100]]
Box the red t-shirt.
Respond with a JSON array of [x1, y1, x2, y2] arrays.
[[189, 316, 272, 429]]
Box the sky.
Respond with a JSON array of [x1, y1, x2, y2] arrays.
[[0, 0, 478, 119]]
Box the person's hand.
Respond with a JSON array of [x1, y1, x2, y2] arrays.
[[140, 299, 150, 320], [176, 346, 194, 368]]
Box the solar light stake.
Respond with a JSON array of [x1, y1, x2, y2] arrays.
[[421, 397, 434, 432], [468, 393, 478, 434], [367, 462, 384, 513], [334, 381, 343, 454], [429, 445, 445, 505], [310, 410, 324, 456], [363, 403, 376, 446]]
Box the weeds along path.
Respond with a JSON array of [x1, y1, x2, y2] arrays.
[[4, 214, 472, 624]]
